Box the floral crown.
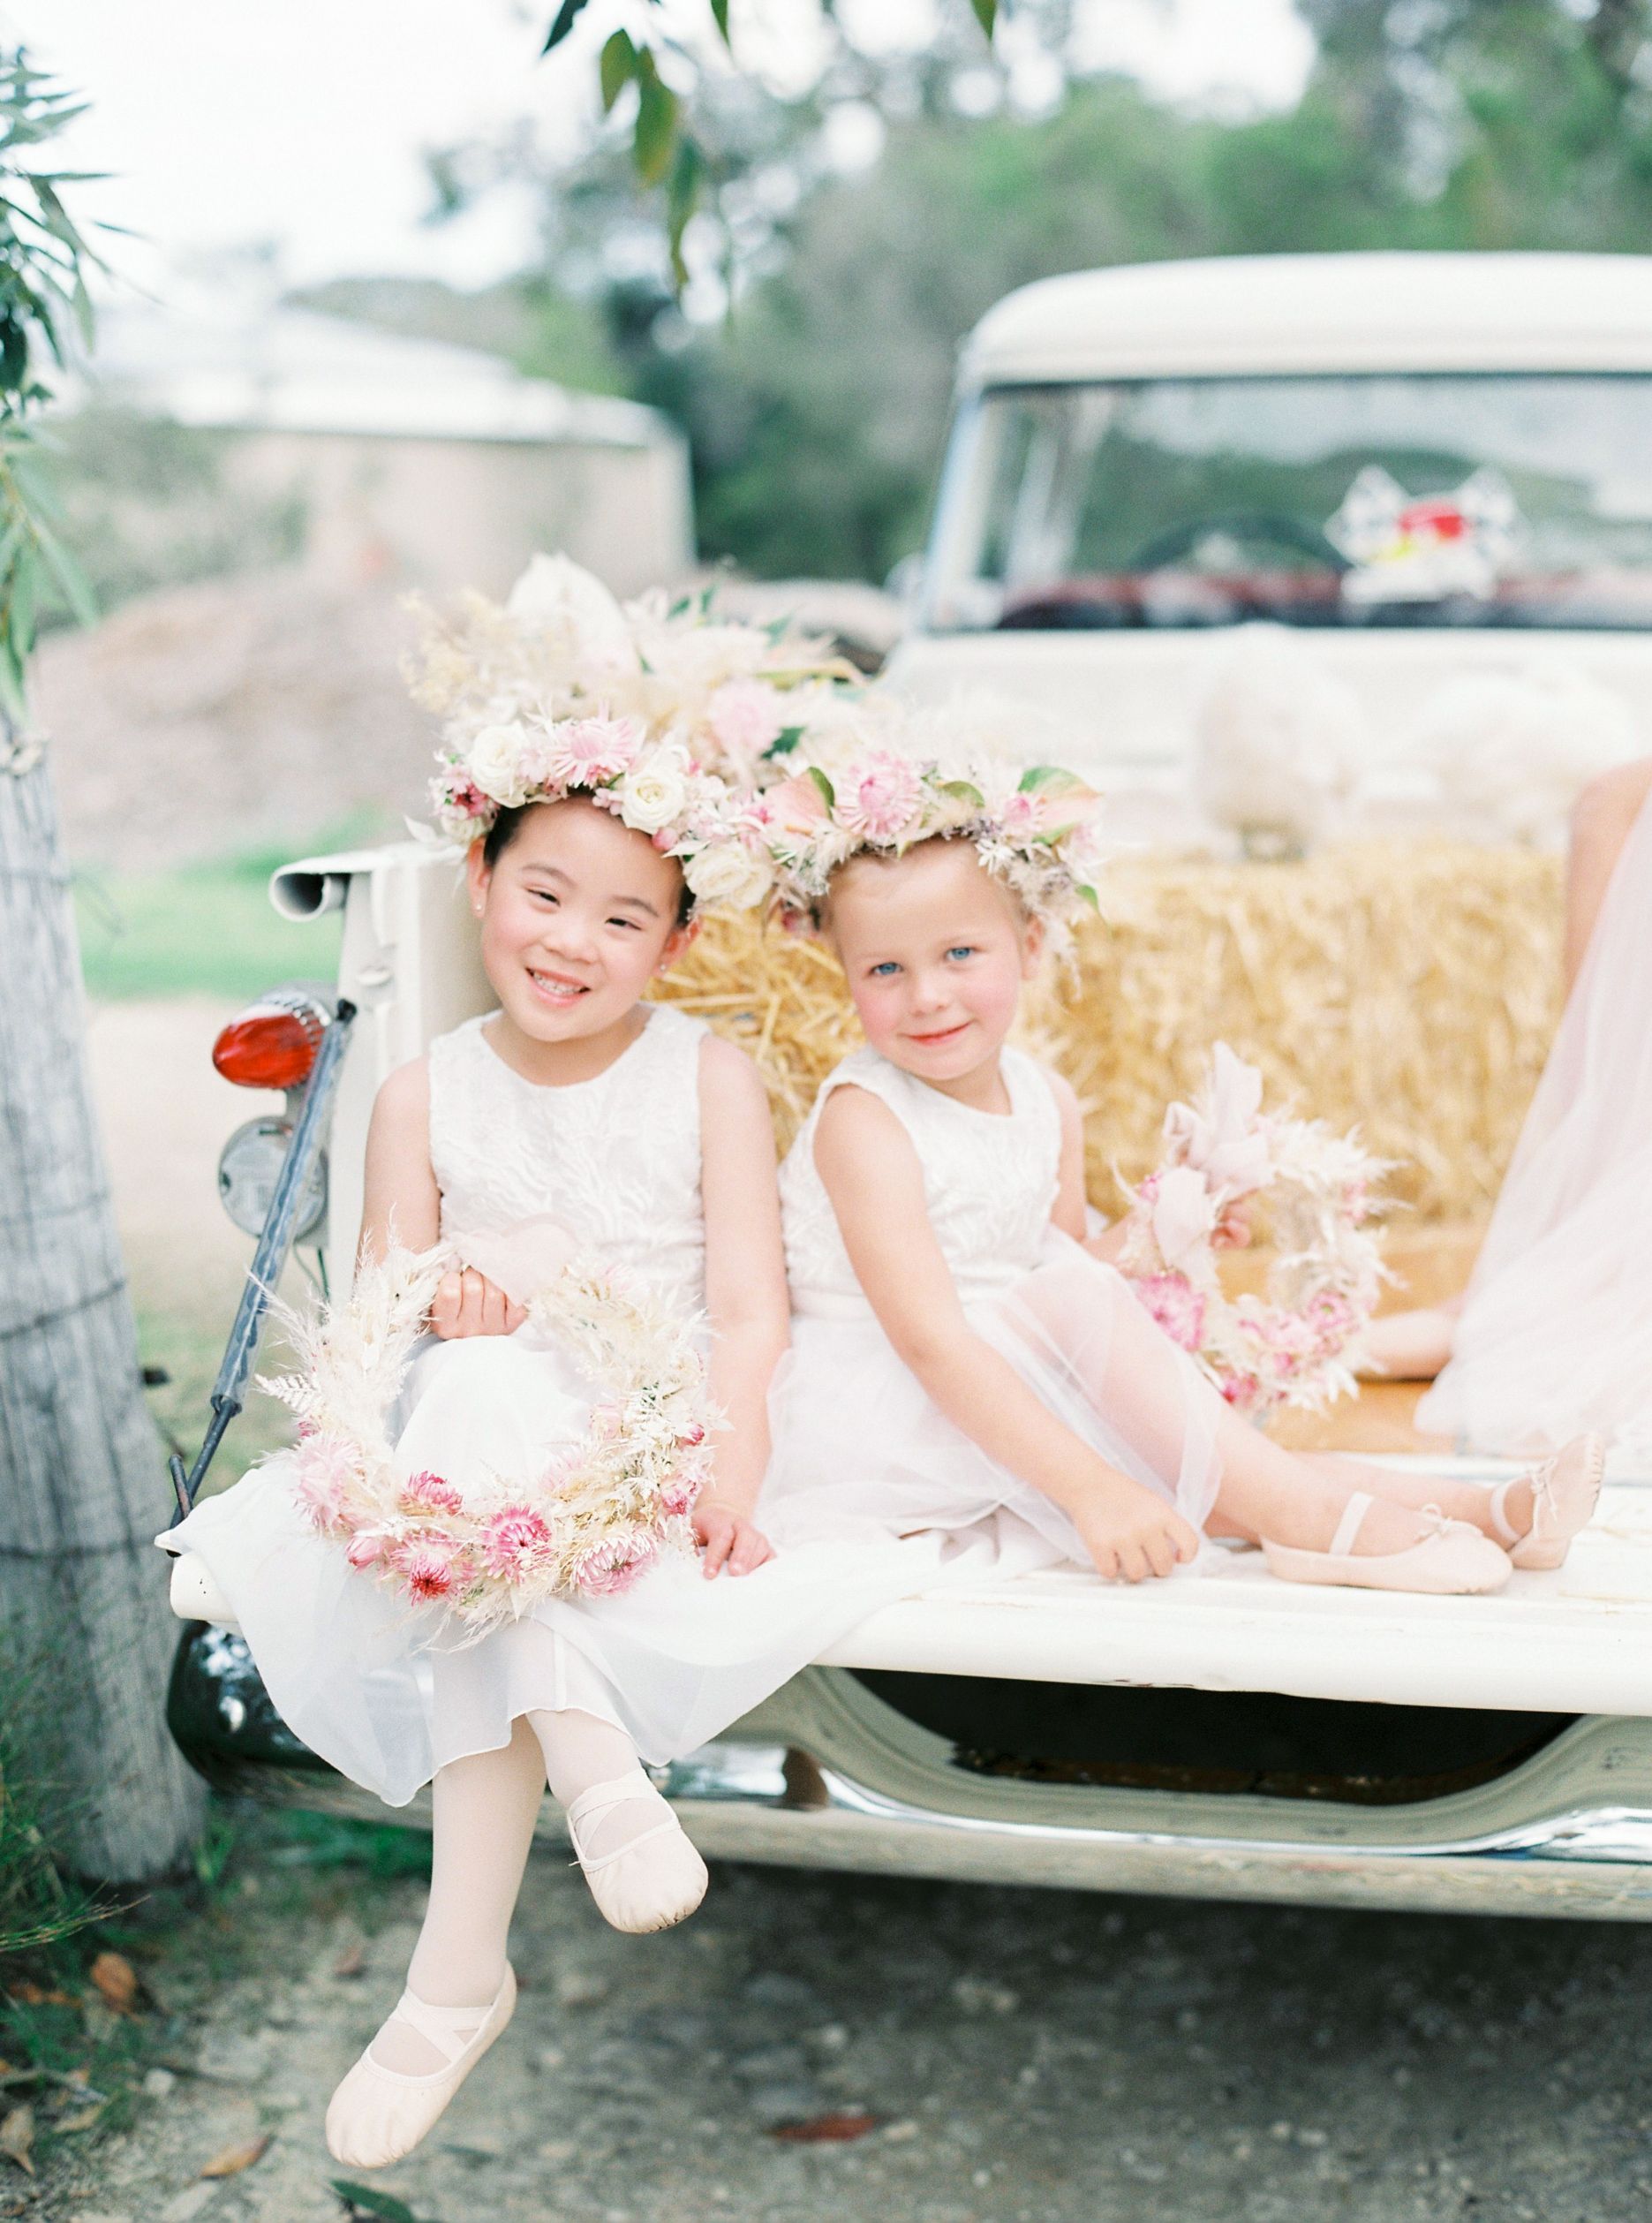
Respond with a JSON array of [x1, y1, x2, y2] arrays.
[[427, 715, 773, 913], [754, 731, 1107, 931], [405, 551, 854, 790]]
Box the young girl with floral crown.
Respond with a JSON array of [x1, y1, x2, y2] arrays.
[[754, 741, 1604, 1602], [158, 716, 933, 2173]]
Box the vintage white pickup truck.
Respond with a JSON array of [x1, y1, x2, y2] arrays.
[[886, 250, 1652, 836], [169, 252, 1652, 1923]]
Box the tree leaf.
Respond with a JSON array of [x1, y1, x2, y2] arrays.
[[632, 53, 679, 187], [709, 0, 732, 47], [969, 0, 996, 34], [0, 2105, 34, 2174], [599, 30, 637, 112], [667, 136, 704, 290], [540, 0, 590, 53], [768, 725, 804, 758], [806, 764, 836, 808], [200, 2132, 270, 2178], [330, 2182, 428, 2222], [88, 1951, 140, 2012], [772, 2108, 881, 2142]]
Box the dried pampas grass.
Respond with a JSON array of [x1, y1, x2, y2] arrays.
[[651, 843, 1563, 1225]]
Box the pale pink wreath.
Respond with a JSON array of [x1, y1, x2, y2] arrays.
[[1120, 1045, 1388, 1421], [261, 1245, 718, 1634]]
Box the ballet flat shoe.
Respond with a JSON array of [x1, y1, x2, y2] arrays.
[[165, 1548, 243, 1633], [1262, 1493, 1511, 1596], [1501, 1433, 1607, 1571], [324, 1964, 516, 2170], [565, 1768, 708, 1935]]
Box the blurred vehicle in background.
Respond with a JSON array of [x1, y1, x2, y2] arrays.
[[887, 253, 1652, 843]]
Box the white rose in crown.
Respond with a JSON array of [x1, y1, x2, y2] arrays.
[[618, 746, 693, 835], [467, 721, 534, 806], [506, 554, 636, 672], [683, 841, 773, 909]]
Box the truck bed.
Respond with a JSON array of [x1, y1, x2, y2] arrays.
[[821, 1462, 1652, 1720]]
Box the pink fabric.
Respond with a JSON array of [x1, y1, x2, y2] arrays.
[[1418, 783, 1652, 1457]]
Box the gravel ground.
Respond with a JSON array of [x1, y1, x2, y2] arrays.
[[35, 1844, 1652, 2223]]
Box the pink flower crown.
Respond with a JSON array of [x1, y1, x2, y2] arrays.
[[753, 743, 1107, 929], [427, 714, 774, 914]]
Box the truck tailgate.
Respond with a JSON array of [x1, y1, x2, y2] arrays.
[[819, 1463, 1652, 1719]]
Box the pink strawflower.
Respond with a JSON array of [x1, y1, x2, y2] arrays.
[[705, 678, 785, 770], [575, 1533, 657, 1598], [546, 714, 644, 787], [996, 790, 1047, 839], [676, 1423, 706, 1448], [479, 1505, 554, 1582], [293, 1433, 362, 1530], [396, 1543, 459, 1604], [658, 1473, 701, 1519], [434, 773, 492, 820], [344, 1531, 386, 1569], [1221, 1372, 1263, 1413], [1132, 1272, 1207, 1352], [836, 752, 924, 843], [590, 1404, 624, 1443], [400, 1470, 464, 1516]]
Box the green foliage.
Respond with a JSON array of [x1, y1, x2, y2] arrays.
[[0, 1644, 109, 1965], [622, 3, 1652, 582], [74, 838, 351, 1002], [0, 51, 103, 711]]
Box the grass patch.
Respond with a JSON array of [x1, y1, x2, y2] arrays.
[[72, 826, 377, 1001]]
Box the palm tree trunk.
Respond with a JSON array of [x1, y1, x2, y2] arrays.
[[0, 744, 202, 1881]]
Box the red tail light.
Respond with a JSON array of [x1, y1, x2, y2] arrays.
[[213, 992, 331, 1090]]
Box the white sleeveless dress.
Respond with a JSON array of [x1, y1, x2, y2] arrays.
[[1418, 781, 1652, 1462], [162, 1008, 929, 1803], [763, 1046, 1221, 1558]]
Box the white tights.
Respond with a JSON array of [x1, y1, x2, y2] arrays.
[[370, 1705, 656, 2075]]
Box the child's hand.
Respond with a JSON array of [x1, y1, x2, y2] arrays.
[[692, 1500, 775, 1579], [1212, 1198, 1254, 1251], [1070, 1472, 1200, 1584], [429, 1267, 525, 1340]]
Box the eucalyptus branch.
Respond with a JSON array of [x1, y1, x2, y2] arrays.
[[0, 46, 104, 742]]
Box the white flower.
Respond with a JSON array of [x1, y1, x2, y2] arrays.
[[506, 554, 636, 670], [466, 722, 532, 805], [615, 745, 692, 836], [683, 842, 773, 910]]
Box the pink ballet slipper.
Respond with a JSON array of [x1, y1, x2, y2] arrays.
[[1262, 1493, 1511, 1595], [565, 1767, 708, 1933], [1491, 1433, 1606, 1571], [324, 1964, 516, 2170]]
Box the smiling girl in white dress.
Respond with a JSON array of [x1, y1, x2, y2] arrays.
[[752, 743, 1603, 1600], [159, 725, 926, 2173]]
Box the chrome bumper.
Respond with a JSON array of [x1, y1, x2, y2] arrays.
[[197, 1659, 1652, 1924]]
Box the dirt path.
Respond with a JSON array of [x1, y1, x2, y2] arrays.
[[43, 1839, 1652, 2223]]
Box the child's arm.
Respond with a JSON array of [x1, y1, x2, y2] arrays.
[[696, 1036, 790, 1579], [814, 1086, 1198, 1584], [358, 1060, 524, 1333]]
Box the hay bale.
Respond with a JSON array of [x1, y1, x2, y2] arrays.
[[652, 843, 1563, 1225]]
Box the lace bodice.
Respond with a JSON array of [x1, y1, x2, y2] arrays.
[[781, 1046, 1062, 1317], [427, 1005, 708, 1316]]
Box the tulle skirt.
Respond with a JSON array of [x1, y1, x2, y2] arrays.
[[164, 1236, 1224, 1806], [764, 1233, 1222, 1559], [1418, 785, 1652, 1460], [162, 1326, 945, 1807]]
